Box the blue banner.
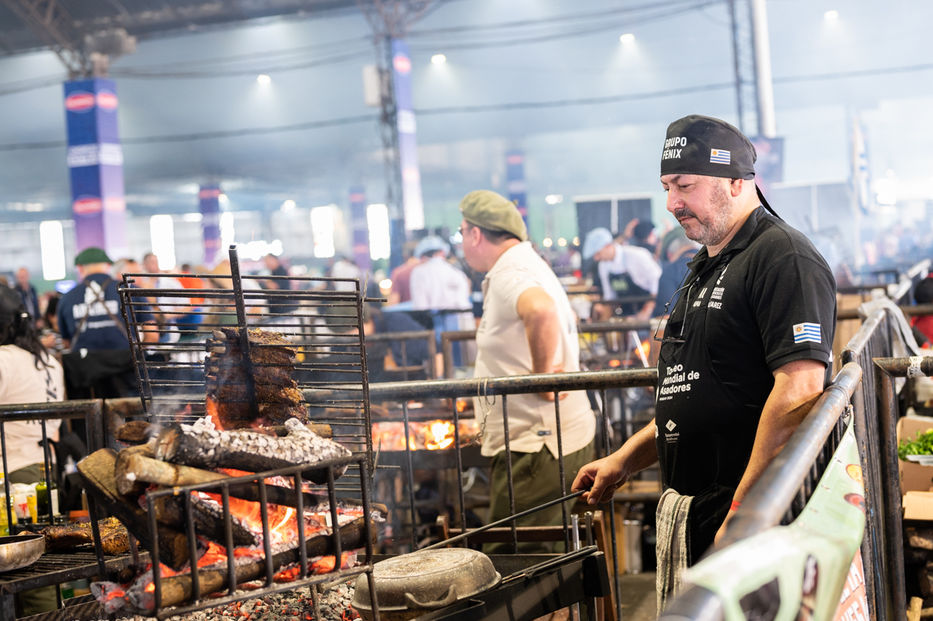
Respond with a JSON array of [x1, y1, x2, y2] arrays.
[[199, 185, 222, 265], [349, 186, 371, 272], [506, 149, 528, 228], [391, 39, 425, 232], [64, 78, 127, 258]]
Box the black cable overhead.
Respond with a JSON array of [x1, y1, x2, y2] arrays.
[[3, 59, 931, 153]]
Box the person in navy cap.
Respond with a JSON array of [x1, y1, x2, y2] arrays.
[[574, 115, 837, 609]]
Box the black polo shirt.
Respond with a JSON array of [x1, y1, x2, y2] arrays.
[[654, 206, 836, 561]]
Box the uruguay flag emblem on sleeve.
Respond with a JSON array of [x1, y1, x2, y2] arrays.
[[793, 322, 821, 344]]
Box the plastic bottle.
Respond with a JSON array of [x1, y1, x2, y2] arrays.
[[36, 480, 48, 519]]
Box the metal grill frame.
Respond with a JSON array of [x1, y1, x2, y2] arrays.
[[117, 246, 373, 465], [311, 367, 659, 621], [97, 246, 381, 617]]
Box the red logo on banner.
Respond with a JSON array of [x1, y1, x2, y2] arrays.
[[96, 91, 118, 110], [507, 154, 524, 165], [199, 188, 222, 200], [65, 92, 95, 112], [393, 55, 411, 74], [73, 197, 103, 214], [349, 193, 365, 202]]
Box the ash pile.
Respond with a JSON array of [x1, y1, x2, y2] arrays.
[[76, 326, 381, 617], [118, 581, 359, 621]]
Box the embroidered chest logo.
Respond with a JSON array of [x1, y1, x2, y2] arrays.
[[707, 265, 729, 310], [693, 287, 707, 308]]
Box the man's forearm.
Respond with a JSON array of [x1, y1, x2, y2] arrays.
[[731, 361, 826, 504], [525, 311, 561, 373], [517, 287, 563, 374]]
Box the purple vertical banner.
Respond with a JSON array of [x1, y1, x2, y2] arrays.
[[199, 185, 222, 265], [349, 186, 372, 273], [390, 39, 425, 232], [506, 149, 528, 228], [64, 78, 128, 257]]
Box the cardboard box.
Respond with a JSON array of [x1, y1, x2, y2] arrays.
[[904, 491, 933, 521], [898, 416, 933, 494]]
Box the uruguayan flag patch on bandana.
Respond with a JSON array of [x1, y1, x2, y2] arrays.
[[709, 148, 731, 164], [793, 322, 821, 344]]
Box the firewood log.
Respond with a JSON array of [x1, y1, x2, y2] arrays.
[[117, 451, 330, 508], [78, 449, 191, 570], [114, 442, 159, 496], [154, 418, 351, 483]]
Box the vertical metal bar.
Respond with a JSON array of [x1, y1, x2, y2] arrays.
[[227, 245, 259, 420], [327, 466, 343, 572], [877, 365, 906, 621], [0, 594, 15, 621], [400, 400, 418, 552], [258, 480, 274, 586], [728, 0, 745, 130], [184, 492, 201, 603], [147, 493, 163, 612], [356, 282, 375, 473], [0, 421, 12, 533], [584, 512, 598, 621], [441, 334, 454, 379], [294, 472, 308, 578], [87, 400, 105, 453], [121, 275, 151, 412], [39, 419, 54, 522], [501, 395, 518, 551], [400, 341, 409, 380], [426, 330, 438, 379], [311, 584, 323, 621], [360, 457, 376, 566], [552, 394, 570, 552], [601, 388, 623, 621], [221, 486, 236, 596], [848, 365, 883, 621], [85, 492, 108, 576], [452, 398, 467, 545], [571, 513, 582, 621]]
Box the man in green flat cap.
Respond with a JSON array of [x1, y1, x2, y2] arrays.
[[57, 247, 137, 398], [458, 190, 595, 552], [57, 247, 129, 352]]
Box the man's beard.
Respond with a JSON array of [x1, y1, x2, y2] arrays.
[[674, 183, 733, 248]]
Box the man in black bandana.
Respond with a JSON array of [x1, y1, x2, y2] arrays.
[[572, 115, 836, 601]]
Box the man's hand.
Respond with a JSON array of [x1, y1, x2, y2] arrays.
[[572, 420, 660, 505], [713, 504, 739, 546], [538, 365, 569, 401], [572, 452, 627, 505]]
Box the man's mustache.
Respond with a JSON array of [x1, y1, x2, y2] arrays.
[[674, 208, 695, 221]]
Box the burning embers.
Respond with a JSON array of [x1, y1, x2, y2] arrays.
[[79, 415, 378, 614], [372, 419, 479, 452]]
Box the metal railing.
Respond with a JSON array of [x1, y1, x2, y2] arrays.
[[0, 399, 116, 621], [842, 308, 897, 620], [662, 297, 919, 620], [440, 319, 654, 378], [659, 362, 862, 620], [309, 367, 658, 621]]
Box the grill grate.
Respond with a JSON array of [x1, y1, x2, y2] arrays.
[[118, 246, 373, 466]]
